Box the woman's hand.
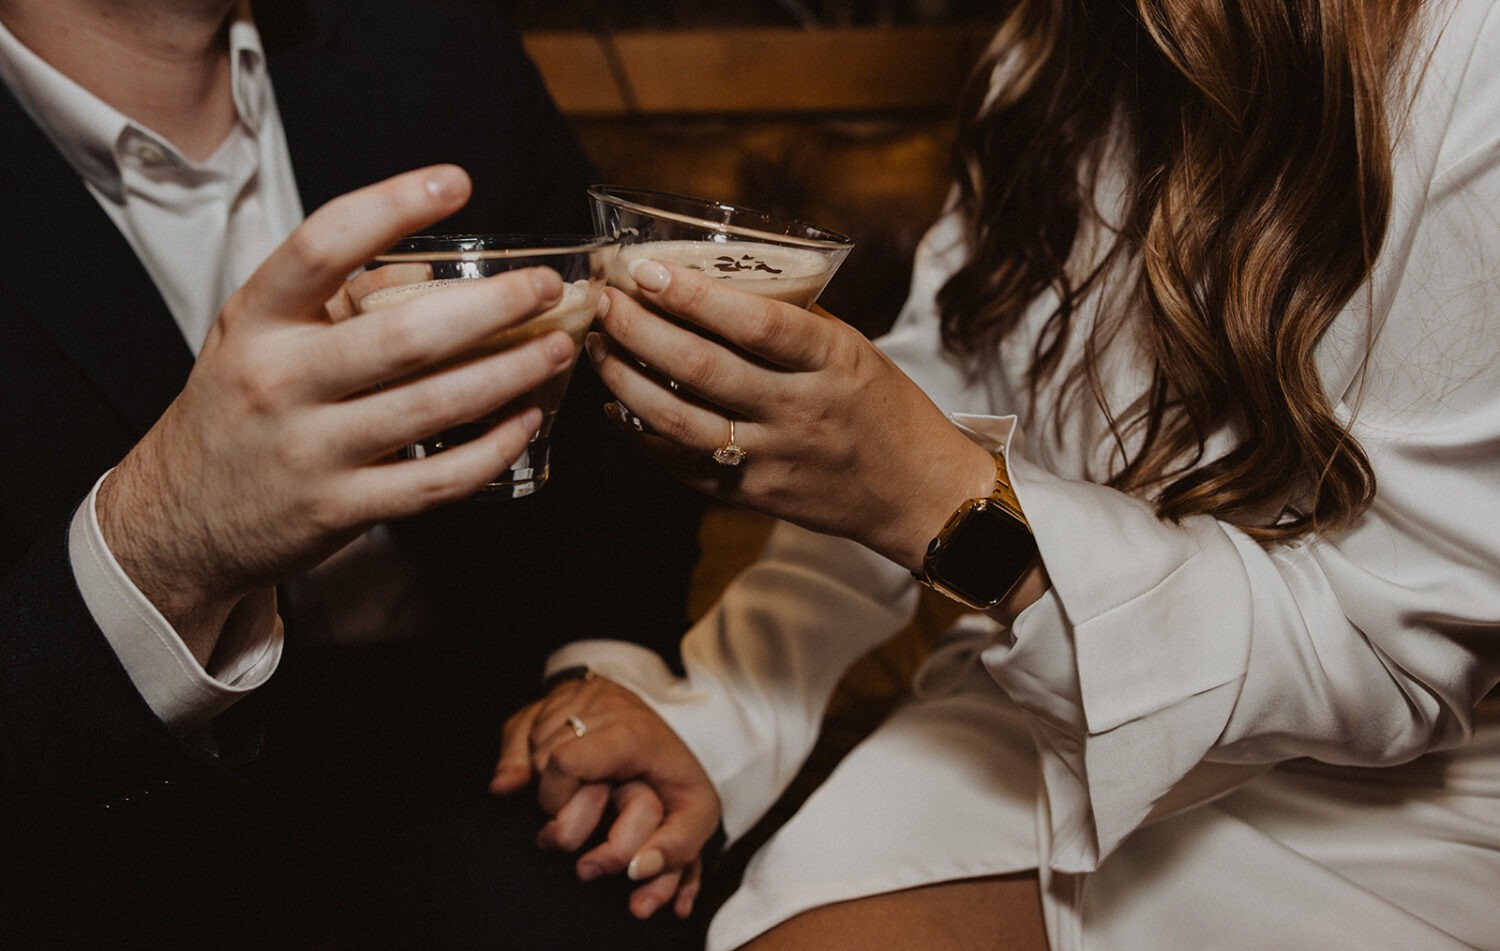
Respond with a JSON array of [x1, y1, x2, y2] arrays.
[[492, 676, 720, 920], [589, 257, 996, 573]]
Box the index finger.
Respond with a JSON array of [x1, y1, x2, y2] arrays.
[[239, 165, 473, 320], [617, 257, 836, 372], [490, 700, 542, 795]]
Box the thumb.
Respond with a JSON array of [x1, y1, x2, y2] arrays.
[[627, 798, 722, 881], [490, 701, 541, 795], [236, 165, 472, 322]]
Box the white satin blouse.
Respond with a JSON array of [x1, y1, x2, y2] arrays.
[[559, 0, 1500, 946]]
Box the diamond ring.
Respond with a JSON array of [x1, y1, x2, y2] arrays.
[[712, 419, 747, 467]]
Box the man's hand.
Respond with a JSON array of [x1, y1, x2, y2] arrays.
[[493, 676, 722, 920], [97, 165, 578, 662]]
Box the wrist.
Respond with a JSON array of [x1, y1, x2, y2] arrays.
[[97, 462, 233, 663], [913, 450, 1040, 610], [892, 438, 998, 573]]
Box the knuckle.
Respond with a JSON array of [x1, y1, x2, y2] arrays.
[[738, 305, 791, 353], [648, 404, 696, 444], [295, 487, 352, 539], [549, 742, 587, 777], [674, 347, 721, 393], [282, 226, 342, 278], [672, 274, 713, 313], [229, 352, 287, 416], [268, 435, 322, 481], [371, 311, 434, 372], [210, 297, 249, 340], [399, 381, 461, 432]]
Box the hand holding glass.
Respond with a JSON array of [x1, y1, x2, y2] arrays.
[[587, 186, 852, 309], [349, 234, 615, 498]]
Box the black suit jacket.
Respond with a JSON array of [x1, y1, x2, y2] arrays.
[[0, 1, 704, 944]]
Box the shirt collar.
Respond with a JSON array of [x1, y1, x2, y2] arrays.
[[0, 2, 270, 203]]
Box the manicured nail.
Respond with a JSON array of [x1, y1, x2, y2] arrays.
[[519, 407, 543, 435], [596, 291, 611, 317], [627, 258, 671, 292], [605, 401, 645, 432], [584, 332, 606, 364], [627, 849, 664, 881]]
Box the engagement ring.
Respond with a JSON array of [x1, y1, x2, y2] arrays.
[[712, 419, 747, 467]]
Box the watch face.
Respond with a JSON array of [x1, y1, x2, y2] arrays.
[[933, 499, 1038, 607]]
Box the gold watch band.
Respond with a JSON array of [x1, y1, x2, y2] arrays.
[[990, 452, 1029, 529], [913, 451, 1039, 609]]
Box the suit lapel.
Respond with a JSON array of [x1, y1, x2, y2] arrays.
[[256, 0, 356, 215], [0, 85, 194, 436]]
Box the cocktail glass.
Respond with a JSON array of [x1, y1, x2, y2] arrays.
[[587, 185, 853, 309], [350, 233, 616, 499]]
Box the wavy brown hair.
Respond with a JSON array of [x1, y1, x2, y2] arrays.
[[938, 0, 1424, 539]]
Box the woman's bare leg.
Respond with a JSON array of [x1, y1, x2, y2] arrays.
[[742, 873, 1048, 950]]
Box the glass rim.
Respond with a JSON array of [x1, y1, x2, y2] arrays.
[[587, 185, 854, 250], [375, 233, 618, 262]]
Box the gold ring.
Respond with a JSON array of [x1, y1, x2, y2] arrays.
[[712, 419, 747, 467], [565, 715, 587, 738]]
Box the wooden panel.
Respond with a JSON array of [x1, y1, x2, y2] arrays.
[[523, 25, 992, 116]]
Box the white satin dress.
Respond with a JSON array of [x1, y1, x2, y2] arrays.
[[556, 0, 1500, 946]]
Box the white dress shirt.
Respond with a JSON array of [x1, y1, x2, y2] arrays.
[[0, 9, 299, 731], [554, 0, 1500, 947]]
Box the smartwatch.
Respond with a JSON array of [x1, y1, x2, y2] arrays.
[[915, 456, 1039, 610]]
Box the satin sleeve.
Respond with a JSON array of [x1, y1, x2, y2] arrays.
[[970, 0, 1500, 872], [570, 522, 918, 841]]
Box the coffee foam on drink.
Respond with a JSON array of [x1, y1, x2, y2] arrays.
[[611, 239, 833, 306], [357, 279, 594, 346], [356, 277, 468, 312]]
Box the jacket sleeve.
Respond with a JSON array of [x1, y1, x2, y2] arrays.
[[0, 516, 263, 848]]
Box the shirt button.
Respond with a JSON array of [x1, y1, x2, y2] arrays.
[[133, 141, 168, 166]]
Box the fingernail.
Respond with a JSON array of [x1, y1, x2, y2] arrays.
[[627, 258, 670, 293], [577, 862, 602, 883], [423, 166, 466, 202], [627, 849, 664, 881], [584, 332, 606, 364], [520, 407, 544, 434], [596, 292, 611, 317]]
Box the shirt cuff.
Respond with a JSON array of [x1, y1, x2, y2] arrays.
[[950, 412, 1020, 457], [67, 471, 283, 734], [545, 640, 682, 697]]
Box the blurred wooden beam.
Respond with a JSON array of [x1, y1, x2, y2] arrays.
[[522, 25, 991, 116]]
